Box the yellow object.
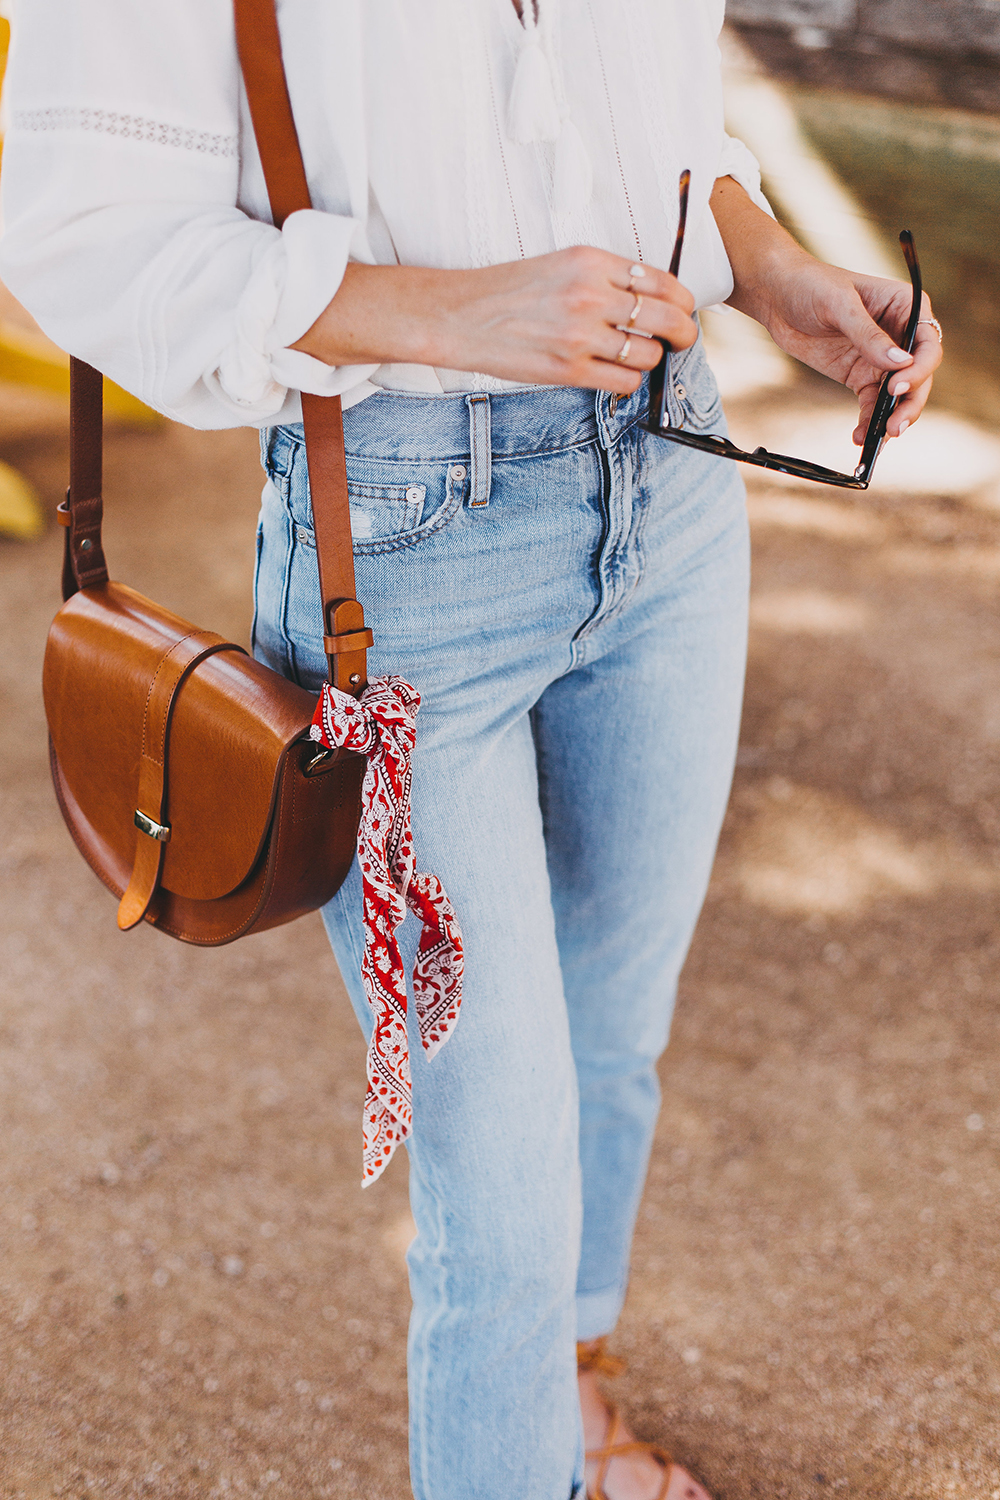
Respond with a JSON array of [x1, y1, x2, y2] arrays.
[[0, 319, 159, 423], [0, 459, 44, 540]]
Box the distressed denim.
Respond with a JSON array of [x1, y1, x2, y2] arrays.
[[253, 342, 749, 1500]]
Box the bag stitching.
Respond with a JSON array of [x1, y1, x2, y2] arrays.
[[140, 632, 200, 764]]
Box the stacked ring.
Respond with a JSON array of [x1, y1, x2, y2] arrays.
[[918, 317, 943, 343], [616, 334, 632, 364], [626, 293, 643, 328]]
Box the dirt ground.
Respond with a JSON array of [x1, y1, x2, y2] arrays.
[[1, 356, 999, 1500]]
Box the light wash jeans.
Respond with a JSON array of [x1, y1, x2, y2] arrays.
[[253, 342, 749, 1500]]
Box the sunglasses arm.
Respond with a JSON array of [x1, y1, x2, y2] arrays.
[[646, 343, 670, 431], [853, 230, 923, 483]]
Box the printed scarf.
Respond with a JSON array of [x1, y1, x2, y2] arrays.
[[310, 676, 463, 1183]]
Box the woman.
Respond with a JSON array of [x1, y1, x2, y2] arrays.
[[0, 2, 939, 1497]]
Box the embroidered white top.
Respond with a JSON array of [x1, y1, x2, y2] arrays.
[[0, 0, 770, 429]]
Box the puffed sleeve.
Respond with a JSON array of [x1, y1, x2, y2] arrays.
[[0, 0, 376, 428]]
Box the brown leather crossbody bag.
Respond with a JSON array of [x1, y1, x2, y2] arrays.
[[42, 0, 371, 946]]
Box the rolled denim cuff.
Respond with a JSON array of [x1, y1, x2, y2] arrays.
[[576, 1281, 627, 1343]]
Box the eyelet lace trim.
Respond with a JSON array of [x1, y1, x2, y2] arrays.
[[11, 107, 238, 158]]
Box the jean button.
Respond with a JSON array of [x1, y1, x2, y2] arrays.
[[675, 384, 687, 401], [449, 464, 467, 481], [296, 526, 309, 542]]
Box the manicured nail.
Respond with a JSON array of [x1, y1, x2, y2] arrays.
[[898, 419, 910, 435], [886, 347, 911, 364], [892, 382, 910, 397]]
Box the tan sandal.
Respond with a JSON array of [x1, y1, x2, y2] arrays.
[[577, 1338, 627, 1380], [577, 1338, 703, 1500], [585, 1404, 674, 1500]]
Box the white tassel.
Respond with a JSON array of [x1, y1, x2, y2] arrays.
[[507, 0, 594, 216], [507, 33, 561, 143], [552, 117, 593, 218]]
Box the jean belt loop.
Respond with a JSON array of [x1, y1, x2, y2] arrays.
[[465, 392, 492, 509]]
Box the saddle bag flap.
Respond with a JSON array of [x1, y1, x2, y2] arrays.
[[43, 580, 325, 903]]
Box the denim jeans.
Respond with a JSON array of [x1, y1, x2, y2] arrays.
[[253, 343, 749, 1500]]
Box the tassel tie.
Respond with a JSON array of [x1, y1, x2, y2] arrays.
[[506, 2, 592, 219], [310, 677, 464, 1185]]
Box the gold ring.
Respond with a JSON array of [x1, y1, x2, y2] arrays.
[[616, 334, 632, 364], [626, 263, 645, 294], [626, 293, 643, 328], [919, 317, 943, 343]]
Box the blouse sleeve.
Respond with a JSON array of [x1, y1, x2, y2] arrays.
[[0, 0, 376, 428], [705, 0, 775, 218], [717, 132, 775, 218]]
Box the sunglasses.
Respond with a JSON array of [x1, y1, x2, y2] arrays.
[[641, 170, 923, 490]]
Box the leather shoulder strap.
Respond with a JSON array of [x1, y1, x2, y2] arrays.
[[63, 0, 369, 693], [231, 0, 309, 231], [61, 358, 109, 600], [233, 0, 370, 694]]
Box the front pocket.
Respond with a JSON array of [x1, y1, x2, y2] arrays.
[[264, 429, 469, 555], [348, 461, 468, 555], [347, 479, 426, 542]]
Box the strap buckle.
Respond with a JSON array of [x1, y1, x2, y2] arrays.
[[134, 809, 171, 842]]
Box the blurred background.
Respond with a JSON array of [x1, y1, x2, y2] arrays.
[[2, 5, 999, 1498]]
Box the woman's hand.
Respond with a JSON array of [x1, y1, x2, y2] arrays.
[[711, 175, 941, 443], [293, 248, 698, 394], [751, 257, 940, 444]]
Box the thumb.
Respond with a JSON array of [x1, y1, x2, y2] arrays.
[[840, 294, 913, 374]]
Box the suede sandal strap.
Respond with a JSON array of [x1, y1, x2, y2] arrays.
[[577, 1337, 626, 1378], [585, 1407, 674, 1500]]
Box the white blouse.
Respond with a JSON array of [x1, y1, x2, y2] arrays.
[[0, 0, 769, 429]]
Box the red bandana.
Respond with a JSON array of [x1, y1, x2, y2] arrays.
[[310, 677, 464, 1184]]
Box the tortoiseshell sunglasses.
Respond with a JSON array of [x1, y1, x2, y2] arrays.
[[641, 170, 923, 490]]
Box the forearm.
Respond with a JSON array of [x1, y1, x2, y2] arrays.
[[710, 174, 813, 325], [291, 263, 474, 368]]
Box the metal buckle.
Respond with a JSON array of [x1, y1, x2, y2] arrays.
[[134, 809, 171, 841], [303, 745, 337, 777]]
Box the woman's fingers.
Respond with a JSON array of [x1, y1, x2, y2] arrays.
[[852, 366, 935, 445], [849, 284, 942, 441], [609, 258, 696, 314], [837, 289, 918, 379], [596, 323, 668, 373], [538, 249, 699, 387], [608, 293, 697, 351], [886, 362, 934, 437], [891, 306, 942, 387], [606, 270, 697, 344]]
